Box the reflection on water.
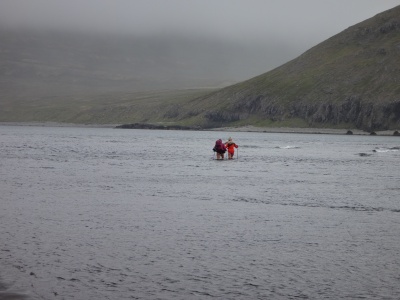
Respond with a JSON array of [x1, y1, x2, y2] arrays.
[[1, 125, 399, 299]]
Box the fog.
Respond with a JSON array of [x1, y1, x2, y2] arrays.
[[1, 0, 398, 42], [1, 0, 399, 84]]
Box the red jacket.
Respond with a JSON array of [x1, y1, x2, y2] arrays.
[[225, 142, 238, 153]]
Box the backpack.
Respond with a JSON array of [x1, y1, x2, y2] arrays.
[[213, 139, 226, 153]]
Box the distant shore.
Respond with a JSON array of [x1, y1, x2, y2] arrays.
[[0, 122, 398, 136], [212, 125, 399, 136]]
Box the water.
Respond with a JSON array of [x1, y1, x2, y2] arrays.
[[1, 125, 399, 299]]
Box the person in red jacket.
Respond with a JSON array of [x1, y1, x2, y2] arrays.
[[225, 137, 238, 159]]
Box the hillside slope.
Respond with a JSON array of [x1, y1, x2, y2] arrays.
[[0, 28, 296, 124], [178, 5, 400, 131]]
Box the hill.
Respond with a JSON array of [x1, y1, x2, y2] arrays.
[[1, 6, 399, 130], [0, 28, 296, 124], [175, 5, 400, 131]]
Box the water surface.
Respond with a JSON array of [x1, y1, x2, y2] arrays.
[[1, 125, 399, 299]]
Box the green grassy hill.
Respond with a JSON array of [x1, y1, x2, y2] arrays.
[[0, 88, 217, 124], [0, 29, 234, 124], [176, 5, 400, 131], [0, 28, 271, 125]]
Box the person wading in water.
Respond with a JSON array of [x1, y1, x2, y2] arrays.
[[213, 139, 227, 160], [225, 137, 238, 160]]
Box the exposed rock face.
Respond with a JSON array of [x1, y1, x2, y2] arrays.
[[203, 96, 400, 131], [289, 99, 400, 131]]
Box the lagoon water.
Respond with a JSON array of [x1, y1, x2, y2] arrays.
[[0, 125, 399, 299]]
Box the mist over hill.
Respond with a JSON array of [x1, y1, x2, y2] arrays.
[[0, 25, 301, 124], [176, 5, 400, 131], [0, 28, 298, 96]]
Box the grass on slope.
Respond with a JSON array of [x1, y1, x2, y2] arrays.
[[0, 88, 217, 125]]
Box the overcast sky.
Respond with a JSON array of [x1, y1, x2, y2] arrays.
[[1, 0, 398, 41], [0, 0, 399, 80]]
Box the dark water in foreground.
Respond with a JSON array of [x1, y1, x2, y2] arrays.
[[1, 125, 399, 299]]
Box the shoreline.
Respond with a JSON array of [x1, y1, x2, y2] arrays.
[[212, 125, 398, 136], [0, 122, 398, 136]]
